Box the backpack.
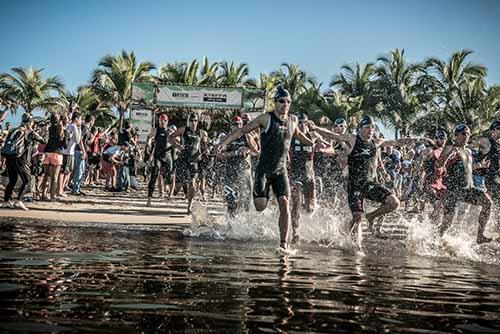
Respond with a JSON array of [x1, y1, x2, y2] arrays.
[[1, 128, 26, 157]]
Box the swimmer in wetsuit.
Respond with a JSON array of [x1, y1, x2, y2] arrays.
[[437, 124, 493, 244], [216, 87, 315, 251], [310, 115, 432, 240]]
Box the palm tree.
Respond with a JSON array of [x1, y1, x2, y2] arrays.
[[91, 50, 155, 128], [198, 57, 220, 85], [423, 49, 487, 125], [59, 87, 116, 127], [217, 61, 254, 87], [374, 49, 425, 138], [330, 62, 378, 114], [272, 63, 311, 100], [0, 67, 64, 114]]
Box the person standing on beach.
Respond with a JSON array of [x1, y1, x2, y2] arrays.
[[146, 113, 174, 207], [216, 87, 315, 251], [169, 112, 208, 214], [310, 115, 431, 240], [437, 124, 492, 244], [59, 112, 84, 197], [72, 114, 94, 195], [1, 113, 45, 210]]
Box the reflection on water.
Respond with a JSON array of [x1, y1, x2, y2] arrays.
[[1, 220, 500, 333]]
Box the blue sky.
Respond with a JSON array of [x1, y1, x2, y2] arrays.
[[1, 0, 500, 130]]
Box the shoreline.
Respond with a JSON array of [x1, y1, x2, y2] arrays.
[[0, 185, 225, 229]]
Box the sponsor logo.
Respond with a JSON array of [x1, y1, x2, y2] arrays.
[[203, 93, 227, 103], [172, 92, 189, 98]]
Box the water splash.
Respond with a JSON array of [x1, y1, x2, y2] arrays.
[[186, 200, 500, 264]]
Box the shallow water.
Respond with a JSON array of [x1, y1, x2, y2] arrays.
[[1, 215, 500, 333]]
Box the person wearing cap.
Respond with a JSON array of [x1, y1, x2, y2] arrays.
[[309, 115, 433, 242], [412, 129, 448, 216], [216, 86, 315, 252], [146, 113, 175, 207], [323, 117, 351, 205], [289, 113, 322, 243], [168, 112, 208, 214], [436, 124, 493, 244], [216, 115, 259, 217], [1, 113, 45, 210]]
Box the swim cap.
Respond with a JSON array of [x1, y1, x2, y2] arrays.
[[159, 113, 168, 121], [274, 86, 291, 100], [454, 124, 471, 134], [334, 117, 347, 125], [232, 116, 243, 123], [168, 125, 177, 132], [489, 120, 500, 131], [434, 129, 448, 139], [297, 113, 308, 121], [358, 115, 375, 128], [21, 113, 33, 124]]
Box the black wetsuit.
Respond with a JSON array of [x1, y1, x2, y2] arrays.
[[486, 137, 500, 203], [443, 149, 490, 213], [289, 135, 315, 194], [225, 136, 252, 211], [148, 127, 174, 197], [176, 127, 201, 183], [254, 112, 292, 199], [347, 135, 392, 212]]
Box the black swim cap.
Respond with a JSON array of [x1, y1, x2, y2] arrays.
[[489, 120, 500, 131], [454, 124, 471, 134], [297, 113, 308, 121], [434, 129, 447, 139], [334, 117, 347, 125], [21, 113, 33, 124], [358, 115, 375, 128], [274, 86, 291, 100]]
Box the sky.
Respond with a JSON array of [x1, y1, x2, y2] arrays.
[[1, 0, 500, 132]]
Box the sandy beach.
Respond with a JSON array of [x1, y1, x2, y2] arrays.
[[0, 185, 225, 226]]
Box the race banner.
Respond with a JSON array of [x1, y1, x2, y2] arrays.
[[132, 83, 243, 109], [156, 85, 242, 109], [130, 109, 153, 144]]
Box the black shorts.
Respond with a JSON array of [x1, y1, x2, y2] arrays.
[[88, 154, 101, 166], [254, 169, 290, 199], [348, 181, 393, 213], [176, 159, 198, 184], [61, 154, 74, 175], [444, 187, 491, 213]]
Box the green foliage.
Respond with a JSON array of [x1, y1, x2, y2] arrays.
[[1, 49, 498, 136]]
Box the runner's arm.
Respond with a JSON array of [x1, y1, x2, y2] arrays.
[[218, 115, 264, 152], [308, 123, 352, 143]]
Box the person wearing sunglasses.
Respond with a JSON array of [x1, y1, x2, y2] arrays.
[[168, 112, 208, 214], [309, 115, 433, 244], [146, 113, 175, 207], [436, 124, 493, 244], [216, 86, 315, 252]]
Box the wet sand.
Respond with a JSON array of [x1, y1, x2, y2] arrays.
[[0, 185, 225, 226]]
